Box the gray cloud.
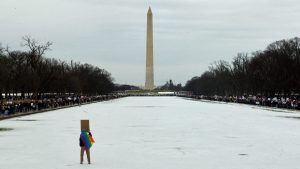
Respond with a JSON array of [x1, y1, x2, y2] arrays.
[[1, 0, 300, 86]]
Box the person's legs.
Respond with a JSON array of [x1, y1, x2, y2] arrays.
[[80, 147, 85, 164], [86, 149, 91, 164]]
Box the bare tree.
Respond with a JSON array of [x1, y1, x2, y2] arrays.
[[185, 37, 300, 97], [21, 35, 52, 56]]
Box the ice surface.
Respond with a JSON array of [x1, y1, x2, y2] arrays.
[[1, 96, 300, 169]]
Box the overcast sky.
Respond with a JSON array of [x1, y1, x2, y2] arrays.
[[1, 0, 300, 86]]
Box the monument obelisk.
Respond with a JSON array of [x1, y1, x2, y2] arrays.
[[145, 7, 154, 90]]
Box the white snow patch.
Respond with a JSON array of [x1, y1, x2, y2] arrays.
[[1, 96, 300, 169]]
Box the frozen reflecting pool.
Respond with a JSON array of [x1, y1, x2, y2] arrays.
[[1, 96, 300, 169]]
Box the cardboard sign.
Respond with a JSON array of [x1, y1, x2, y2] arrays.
[[81, 120, 90, 132]]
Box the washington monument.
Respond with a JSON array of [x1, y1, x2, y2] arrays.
[[145, 7, 154, 90]]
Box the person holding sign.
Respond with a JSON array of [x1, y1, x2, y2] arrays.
[[79, 120, 95, 164]]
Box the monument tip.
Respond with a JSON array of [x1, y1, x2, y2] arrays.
[[148, 7, 152, 13]]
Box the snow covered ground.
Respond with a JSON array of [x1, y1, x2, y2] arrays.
[[1, 96, 300, 169]]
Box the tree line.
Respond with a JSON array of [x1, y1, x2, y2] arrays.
[[0, 36, 114, 99], [158, 80, 183, 91], [185, 37, 300, 96]]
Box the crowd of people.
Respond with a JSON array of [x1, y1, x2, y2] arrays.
[[179, 94, 300, 110], [0, 94, 127, 116], [2, 93, 299, 116]]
